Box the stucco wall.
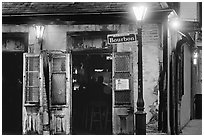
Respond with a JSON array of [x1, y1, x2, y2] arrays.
[[143, 24, 160, 123], [2, 23, 161, 124], [180, 45, 192, 128]]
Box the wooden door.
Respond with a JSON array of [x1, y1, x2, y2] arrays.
[[49, 52, 71, 135], [22, 53, 43, 134], [112, 52, 134, 134]]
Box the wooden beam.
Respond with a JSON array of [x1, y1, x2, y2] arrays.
[[3, 10, 172, 25]]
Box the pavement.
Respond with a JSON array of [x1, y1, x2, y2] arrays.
[[146, 122, 167, 135], [45, 120, 202, 135], [146, 119, 202, 135], [180, 119, 202, 135]]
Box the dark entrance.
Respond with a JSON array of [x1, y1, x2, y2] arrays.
[[2, 52, 23, 135], [72, 50, 112, 135]]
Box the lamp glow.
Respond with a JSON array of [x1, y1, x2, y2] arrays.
[[171, 20, 180, 29], [193, 50, 198, 65], [193, 59, 197, 65], [35, 25, 45, 39], [133, 6, 147, 21], [194, 52, 198, 58]]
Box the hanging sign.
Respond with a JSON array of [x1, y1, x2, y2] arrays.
[[107, 33, 136, 44]]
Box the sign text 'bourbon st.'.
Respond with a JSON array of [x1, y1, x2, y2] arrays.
[[107, 33, 136, 44]]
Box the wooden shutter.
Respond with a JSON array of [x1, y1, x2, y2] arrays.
[[50, 54, 67, 105], [22, 53, 43, 134], [112, 52, 134, 134], [24, 54, 41, 103], [114, 53, 131, 105], [49, 52, 71, 135]]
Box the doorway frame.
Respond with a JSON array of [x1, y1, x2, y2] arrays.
[[67, 31, 116, 134], [70, 48, 113, 134]]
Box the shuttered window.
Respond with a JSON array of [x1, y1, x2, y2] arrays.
[[23, 54, 42, 104], [50, 54, 67, 105], [113, 52, 132, 105]]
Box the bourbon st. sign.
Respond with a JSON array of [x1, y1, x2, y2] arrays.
[[107, 33, 136, 44]]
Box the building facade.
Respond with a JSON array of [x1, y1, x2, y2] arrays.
[[2, 2, 202, 135]]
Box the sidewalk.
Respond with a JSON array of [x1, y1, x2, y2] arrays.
[[146, 122, 167, 135], [180, 119, 202, 135]]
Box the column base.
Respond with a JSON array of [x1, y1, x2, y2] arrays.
[[135, 111, 146, 135]]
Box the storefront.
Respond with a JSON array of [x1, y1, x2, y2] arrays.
[[2, 2, 176, 135], [20, 25, 138, 135]]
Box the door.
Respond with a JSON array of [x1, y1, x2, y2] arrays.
[[22, 53, 43, 134], [49, 52, 71, 135], [112, 52, 134, 134], [2, 52, 23, 134]]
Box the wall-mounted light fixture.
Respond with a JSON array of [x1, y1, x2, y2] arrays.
[[193, 48, 199, 65], [34, 24, 45, 50], [169, 18, 181, 30], [35, 25, 45, 39]]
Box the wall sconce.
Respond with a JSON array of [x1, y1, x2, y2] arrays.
[[169, 18, 181, 31], [34, 24, 45, 50], [193, 49, 198, 65], [34, 25, 44, 41]]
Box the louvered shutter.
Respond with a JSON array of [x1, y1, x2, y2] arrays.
[[49, 52, 71, 135], [50, 54, 67, 105], [22, 53, 43, 134], [24, 54, 42, 104], [114, 53, 132, 105], [112, 52, 134, 134]]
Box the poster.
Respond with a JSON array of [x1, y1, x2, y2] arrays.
[[115, 79, 129, 90]]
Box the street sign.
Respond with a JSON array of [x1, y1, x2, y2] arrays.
[[107, 33, 136, 44]]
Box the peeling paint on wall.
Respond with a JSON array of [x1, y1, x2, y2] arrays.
[[3, 23, 161, 125]]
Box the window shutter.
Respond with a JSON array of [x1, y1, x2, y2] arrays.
[[50, 53, 67, 106], [112, 52, 134, 134], [49, 52, 71, 135], [23, 53, 43, 134], [113, 52, 132, 105], [23, 53, 42, 104]]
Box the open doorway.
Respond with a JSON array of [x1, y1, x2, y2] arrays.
[[2, 52, 23, 134], [72, 50, 112, 135]]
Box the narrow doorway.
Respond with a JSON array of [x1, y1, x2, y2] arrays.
[[72, 51, 112, 135], [2, 52, 23, 134]]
